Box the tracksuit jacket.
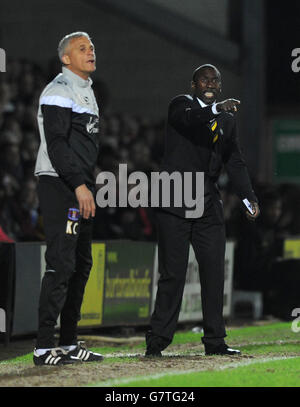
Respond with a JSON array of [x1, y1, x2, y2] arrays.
[[34, 66, 99, 189]]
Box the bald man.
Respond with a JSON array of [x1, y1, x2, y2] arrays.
[[146, 65, 259, 357]]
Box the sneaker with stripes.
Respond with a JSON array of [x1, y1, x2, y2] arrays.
[[67, 341, 104, 362], [33, 347, 82, 366]]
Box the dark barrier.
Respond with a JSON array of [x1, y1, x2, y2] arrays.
[[3, 239, 235, 341], [151, 242, 235, 322], [265, 259, 300, 320], [12, 243, 42, 336], [8, 240, 156, 340], [0, 243, 15, 345]]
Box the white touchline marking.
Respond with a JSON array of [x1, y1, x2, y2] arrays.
[[217, 355, 298, 370], [103, 352, 189, 358], [92, 355, 300, 387], [1, 339, 299, 366]]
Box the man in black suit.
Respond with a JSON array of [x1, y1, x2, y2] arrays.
[[145, 64, 260, 357]]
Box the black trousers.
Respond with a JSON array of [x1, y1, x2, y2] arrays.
[[36, 176, 93, 348], [149, 199, 226, 349]]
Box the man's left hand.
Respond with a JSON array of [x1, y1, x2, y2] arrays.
[[245, 201, 260, 221]]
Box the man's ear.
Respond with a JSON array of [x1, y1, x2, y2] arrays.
[[62, 54, 70, 65], [191, 80, 195, 89]]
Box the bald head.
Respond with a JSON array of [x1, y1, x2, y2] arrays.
[[192, 64, 221, 83], [191, 64, 222, 105]]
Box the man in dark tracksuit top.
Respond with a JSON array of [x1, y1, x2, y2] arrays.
[[145, 64, 260, 357], [33, 32, 103, 365]]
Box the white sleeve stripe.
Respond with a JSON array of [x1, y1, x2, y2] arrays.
[[40, 95, 72, 108], [72, 104, 95, 115], [40, 95, 97, 116]]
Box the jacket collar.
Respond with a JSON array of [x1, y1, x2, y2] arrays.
[[193, 94, 216, 107], [62, 66, 93, 88]]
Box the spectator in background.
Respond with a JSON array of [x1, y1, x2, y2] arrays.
[[119, 114, 140, 146], [0, 172, 20, 240], [138, 122, 164, 164], [276, 183, 300, 236], [0, 82, 14, 116], [234, 185, 284, 310], [129, 140, 158, 174], [217, 171, 241, 238], [13, 177, 44, 241], [0, 224, 14, 243], [21, 132, 40, 177], [0, 178, 15, 243], [93, 165, 124, 240], [6, 57, 299, 247], [0, 143, 24, 183]]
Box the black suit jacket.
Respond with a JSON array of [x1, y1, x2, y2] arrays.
[[157, 94, 257, 219]]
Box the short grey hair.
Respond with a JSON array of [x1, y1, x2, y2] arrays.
[[58, 31, 91, 62]]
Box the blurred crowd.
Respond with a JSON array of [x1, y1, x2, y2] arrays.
[[1, 58, 300, 307], [0, 58, 165, 243]]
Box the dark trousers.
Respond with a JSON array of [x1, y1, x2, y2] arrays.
[[36, 176, 93, 348], [149, 199, 226, 349]]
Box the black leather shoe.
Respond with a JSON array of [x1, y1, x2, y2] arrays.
[[205, 343, 241, 356], [145, 330, 171, 358], [145, 348, 162, 358]]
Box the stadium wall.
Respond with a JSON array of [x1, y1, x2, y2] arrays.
[[0, 240, 235, 340], [4, 236, 300, 340]]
